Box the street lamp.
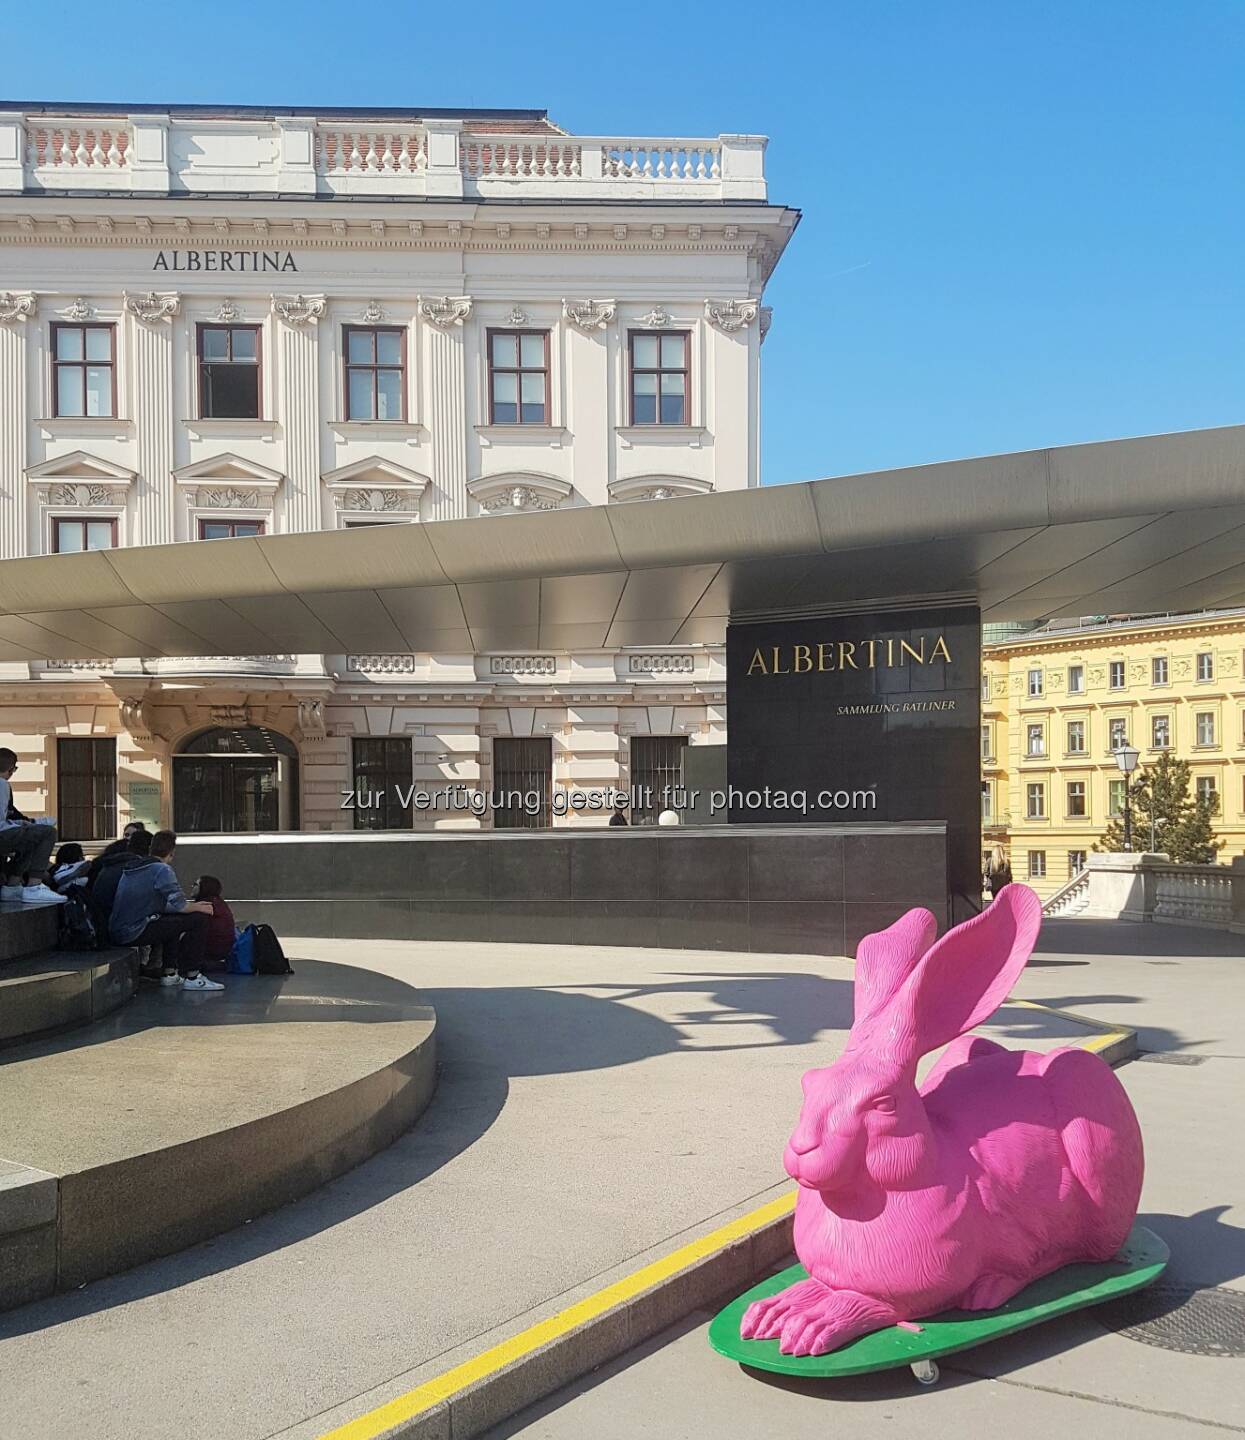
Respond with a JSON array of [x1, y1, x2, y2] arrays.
[[1113, 743, 1141, 851]]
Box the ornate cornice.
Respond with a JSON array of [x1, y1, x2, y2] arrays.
[[419, 295, 473, 328], [0, 290, 35, 323], [0, 219, 758, 251], [704, 297, 758, 332], [124, 290, 179, 323], [272, 292, 326, 325], [562, 298, 616, 332]]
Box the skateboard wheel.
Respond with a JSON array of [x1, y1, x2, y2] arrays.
[[911, 1360, 939, 1386]]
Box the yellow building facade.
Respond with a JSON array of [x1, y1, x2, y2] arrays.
[[982, 610, 1245, 901]]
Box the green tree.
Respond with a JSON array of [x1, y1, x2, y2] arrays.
[[1096, 751, 1221, 862]]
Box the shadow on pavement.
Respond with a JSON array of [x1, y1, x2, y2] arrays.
[[0, 969, 851, 1338], [1036, 919, 1245, 958]]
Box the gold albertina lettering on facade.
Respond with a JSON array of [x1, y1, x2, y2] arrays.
[[747, 635, 953, 676]]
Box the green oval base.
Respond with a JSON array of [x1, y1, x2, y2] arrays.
[[708, 1221, 1168, 1378]]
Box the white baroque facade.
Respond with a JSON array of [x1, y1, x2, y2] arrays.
[[0, 102, 796, 835]]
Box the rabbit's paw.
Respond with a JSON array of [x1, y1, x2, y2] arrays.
[[740, 1277, 829, 1341], [776, 1287, 899, 1357]]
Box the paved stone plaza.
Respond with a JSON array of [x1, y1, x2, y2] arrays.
[[0, 919, 1239, 1439]]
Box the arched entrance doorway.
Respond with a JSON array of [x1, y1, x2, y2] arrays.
[[173, 726, 300, 833]]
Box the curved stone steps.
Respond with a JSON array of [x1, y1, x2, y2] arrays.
[[0, 947, 139, 1047], [0, 956, 437, 1310]]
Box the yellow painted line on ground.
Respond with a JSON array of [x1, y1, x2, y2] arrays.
[[318, 988, 1129, 1440], [317, 1190, 797, 1440], [1009, 998, 1134, 1058]]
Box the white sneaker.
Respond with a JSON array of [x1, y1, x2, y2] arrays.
[[20, 883, 68, 905], [0, 884, 21, 903], [181, 974, 224, 992], [159, 972, 183, 988]]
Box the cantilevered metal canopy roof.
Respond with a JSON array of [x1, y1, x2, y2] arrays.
[[2, 425, 1244, 662]]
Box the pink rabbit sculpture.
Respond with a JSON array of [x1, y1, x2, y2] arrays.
[[741, 884, 1144, 1356]]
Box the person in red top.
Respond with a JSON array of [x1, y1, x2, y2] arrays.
[[192, 875, 238, 967]]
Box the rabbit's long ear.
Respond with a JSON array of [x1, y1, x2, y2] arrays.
[[852, 906, 938, 1033], [890, 885, 1043, 1063]]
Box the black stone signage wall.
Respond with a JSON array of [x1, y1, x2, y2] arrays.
[[726, 604, 981, 907]]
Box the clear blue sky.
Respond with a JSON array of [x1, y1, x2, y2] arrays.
[[10, 0, 1243, 485]]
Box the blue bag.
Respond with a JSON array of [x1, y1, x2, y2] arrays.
[[227, 924, 256, 975]]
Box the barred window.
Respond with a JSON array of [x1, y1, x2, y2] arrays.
[[492, 736, 552, 829], [352, 737, 413, 831], [56, 736, 117, 842], [630, 735, 688, 824]]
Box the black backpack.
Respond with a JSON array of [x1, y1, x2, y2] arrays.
[[252, 923, 293, 975], [59, 889, 98, 951]]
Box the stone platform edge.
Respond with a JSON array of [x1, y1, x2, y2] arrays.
[[0, 1011, 439, 1311], [310, 1000, 1137, 1440]]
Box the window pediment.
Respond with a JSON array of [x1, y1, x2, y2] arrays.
[[27, 450, 136, 508], [173, 452, 284, 488], [323, 456, 430, 516], [468, 471, 573, 515], [608, 474, 713, 503], [173, 452, 283, 510]]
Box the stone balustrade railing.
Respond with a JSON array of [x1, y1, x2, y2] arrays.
[[1042, 851, 1245, 934], [0, 112, 767, 201], [1152, 863, 1236, 928]]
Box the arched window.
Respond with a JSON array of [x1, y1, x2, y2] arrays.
[[173, 725, 299, 832]]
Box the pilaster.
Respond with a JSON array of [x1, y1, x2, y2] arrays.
[[130, 308, 177, 545], [274, 303, 324, 532], [426, 318, 469, 518], [0, 303, 32, 558]]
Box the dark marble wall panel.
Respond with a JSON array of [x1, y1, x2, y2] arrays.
[[178, 824, 947, 958], [726, 605, 979, 907]]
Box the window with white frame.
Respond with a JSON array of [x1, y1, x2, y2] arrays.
[[1197, 651, 1214, 682], [629, 331, 690, 425], [1152, 656, 1168, 685], [1068, 849, 1087, 877], [1151, 713, 1171, 749], [1196, 711, 1216, 746], [1066, 719, 1086, 754], [1109, 661, 1125, 689], [1108, 779, 1126, 818], [1066, 780, 1087, 817], [1109, 717, 1128, 750], [1067, 664, 1084, 694], [1027, 668, 1043, 697], [1027, 851, 1046, 879], [1026, 723, 1045, 757], [981, 724, 993, 760], [52, 322, 116, 417], [1196, 775, 1219, 813], [1026, 782, 1045, 819], [53, 516, 116, 552], [981, 780, 992, 822]]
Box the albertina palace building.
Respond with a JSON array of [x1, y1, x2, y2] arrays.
[[0, 101, 797, 837]]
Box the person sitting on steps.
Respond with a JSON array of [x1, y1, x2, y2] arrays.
[[92, 827, 153, 946], [85, 820, 148, 892], [52, 842, 92, 892], [0, 747, 66, 906], [192, 875, 238, 969], [109, 829, 222, 992]]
